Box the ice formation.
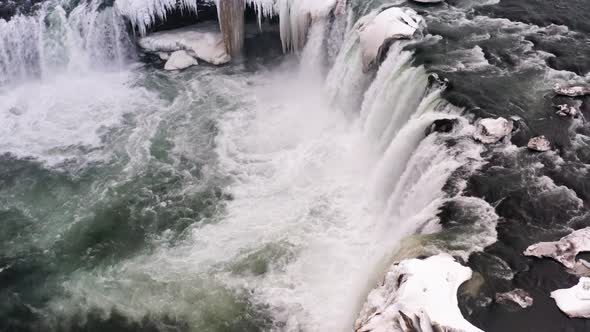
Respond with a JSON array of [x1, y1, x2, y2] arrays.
[[551, 277, 590, 318], [358, 7, 423, 71], [164, 50, 198, 70], [473, 117, 513, 144], [355, 254, 483, 332], [553, 84, 590, 97], [138, 25, 230, 65], [115, 0, 199, 36], [524, 227, 590, 275]]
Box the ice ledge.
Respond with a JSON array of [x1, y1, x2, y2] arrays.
[[355, 254, 482, 332]]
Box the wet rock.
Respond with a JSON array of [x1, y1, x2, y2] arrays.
[[527, 136, 551, 152], [358, 7, 423, 71], [495, 289, 533, 309], [554, 84, 590, 97], [473, 117, 513, 144], [556, 104, 579, 117], [355, 254, 483, 332], [524, 227, 590, 275], [551, 277, 590, 318], [427, 73, 450, 92], [164, 51, 198, 71], [425, 118, 458, 136]]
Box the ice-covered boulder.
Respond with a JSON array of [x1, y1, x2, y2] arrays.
[[527, 136, 551, 152], [139, 24, 231, 65], [556, 104, 579, 117], [551, 277, 590, 318], [473, 117, 513, 144], [524, 228, 590, 275], [164, 50, 198, 70], [554, 84, 590, 97], [358, 7, 423, 71], [425, 118, 458, 136], [355, 254, 483, 332], [495, 289, 534, 309]]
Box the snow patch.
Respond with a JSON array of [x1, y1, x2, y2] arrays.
[[358, 7, 423, 71], [355, 254, 483, 332], [138, 25, 230, 65], [551, 277, 590, 318]]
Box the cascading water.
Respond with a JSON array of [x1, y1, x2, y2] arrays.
[[0, 0, 133, 85], [0, 1, 503, 332]]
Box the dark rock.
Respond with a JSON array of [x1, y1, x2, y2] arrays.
[[425, 118, 458, 136]]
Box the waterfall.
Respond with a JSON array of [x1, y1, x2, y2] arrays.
[[0, 0, 133, 86]]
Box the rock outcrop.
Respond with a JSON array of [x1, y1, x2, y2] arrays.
[[495, 289, 534, 309], [473, 117, 513, 144], [355, 254, 482, 332], [138, 24, 231, 65], [527, 136, 551, 152], [554, 84, 590, 97], [524, 227, 590, 275]]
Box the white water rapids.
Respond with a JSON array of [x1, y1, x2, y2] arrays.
[[0, 1, 496, 331]]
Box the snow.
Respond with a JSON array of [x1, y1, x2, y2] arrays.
[[358, 7, 423, 70], [524, 227, 590, 274], [138, 24, 231, 65], [164, 50, 198, 70], [551, 277, 590, 318], [115, 0, 199, 36], [527, 136, 551, 152], [355, 254, 483, 332], [473, 117, 513, 144]]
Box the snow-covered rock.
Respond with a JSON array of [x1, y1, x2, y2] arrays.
[[524, 228, 590, 275], [495, 289, 534, 309], [358, 7, 423, 71], [164, 50, 198, 70], [412, 0, 445, 3], [556, 104, 579, 117], [527, 136, 551, 152], [554, 84, 590, 97], [355, 254, 482, 332], [551, 277, 590, 318], [158, 52, 170, 60], [139, 24, 231, 65], [473, 117, 513, 144]]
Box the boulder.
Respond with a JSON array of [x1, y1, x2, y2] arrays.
[[355, 254, 483, 332], [473, 117, 513, 144], [427, 73, 450, 92], [524, 227, 590, 275], [554, 84, 590, 97], [425, 118, 458, 136], [551, 277, 590, 318], [358, 7, 423, 71], [556, 104, 579, 117], [527, 136, 551, 152], [158, 52, 170, 61], [139, 24, 231, 65], [495, 289, 534, 309], [164, 51, 198, 71]]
